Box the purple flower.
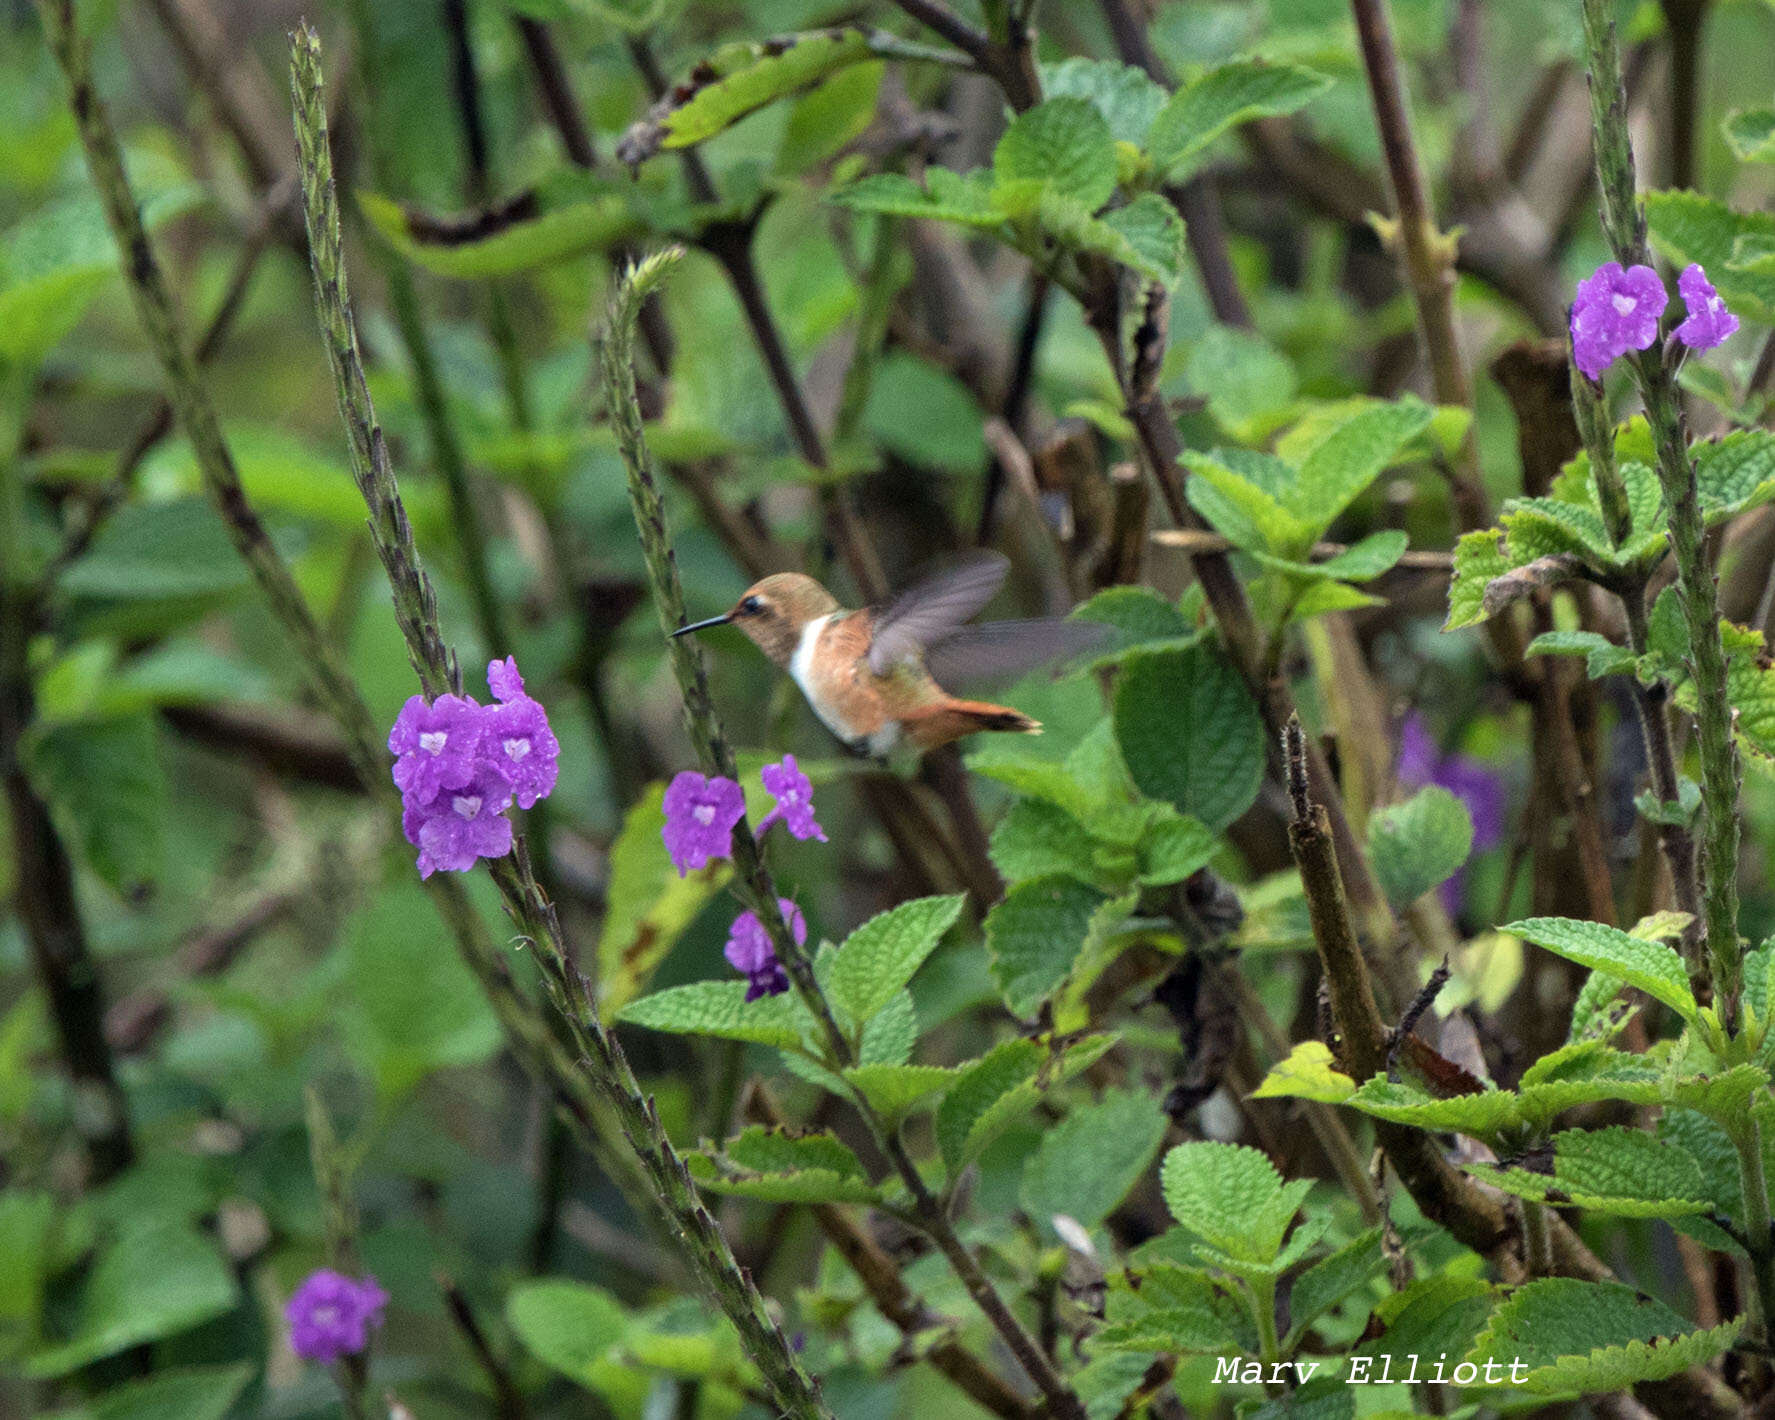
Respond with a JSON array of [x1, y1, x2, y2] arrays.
[[1570, 261, 1667, 380], [1398, 714, 1508, 916], [758, 754, 826, 843], [1674, 263, 1739, 353], [661, 771, 745, 876], [286, 1269, 388, 1365], [388, 693, 484, 802], [725, 898, 805, 1001], [404, 765, 515, 878], [483, 658, 559, 810]]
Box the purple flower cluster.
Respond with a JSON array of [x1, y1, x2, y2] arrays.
[[286, 1268, 388, 1364], [1399, 714, 1508, 917], [726, 898, 805, 1000], [1570, 261, 1738, 380], [389, 657, 559, 878], [661, 755, 825, 876], [661, 756, 827, 998]]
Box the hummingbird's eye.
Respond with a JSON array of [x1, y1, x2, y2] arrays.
[[738, 596, 763, 616]]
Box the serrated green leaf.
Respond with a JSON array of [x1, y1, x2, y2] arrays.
[[358, 188, 633, 279], [1160, 1141, 1312, 1265], [618, 981, 810, 1050], [1504, 916, 1698, 1022], [1021, 1088, 1169, 1229], [1251, 1041, 1357, 1103], [689, 1126, 882, 1205], [1023, 189, 1183, 284], [1500, 496, 1612, 563], [1186, 448, 1314, 556], [827, 895, 964, 1024], [618, 28, 892, 161], [1469, 1126, 1711, 1219], [935, 1034, 1117, 1175], [995, 97, 1118, 210], [1254, 529, 1409, 584], [1695, 429, 1775, 520], [827, 169, 1004, 227], [840, 1062, 959, 1122], [1287, 399, 1432, 534], [989, 798, 1102, 884], [857, 987, 916, 1066], [1368, 786, 1474, 909], [1525, 629, 1637, 680], [1726, 106, 1775, 162], [1114, 643, 1264, 833], [1647, 188, 1775, 325], [1186, 325, 1298, 442], [1464, 1279, 1740, 1396], [1342, 1075, 1520, 1139], [1137, 808, 1217, 885], [1070, 585, 1197, 667], [987, 876, 1122, 1016], [1040, 58, 1168, 146], [597, 784, 730, 1011], [1446, 529, 1511, 630], [1286, 1229, 1386, 1346], [1146, 60, 1331, 178], [1096, 1264, 1248, 1354]]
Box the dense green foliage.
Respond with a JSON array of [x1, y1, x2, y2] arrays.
[[13, 0, 1775, 1417]]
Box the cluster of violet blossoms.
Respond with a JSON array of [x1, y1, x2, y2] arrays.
[[1570, 260, 1738, 380], [662, 754, 825, 1000], [285, 1268, 388, 1365], [389, 657, 559, 878]]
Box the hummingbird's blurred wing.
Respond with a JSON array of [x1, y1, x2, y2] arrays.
[[923, 619, 1111, 688], [866, 551, 1011, 675]]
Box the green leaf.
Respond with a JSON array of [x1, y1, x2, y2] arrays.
[[1095, 1264, 1249, 1354], [617, 28, 897, 163], [1114, 643, 1264, 833], [840, 1062, 959, 1122], [358, 187, 634, 279], [1186, 325, 1298, 442], [618, 981, 811, 1051], [26, 1222, 236, 1378], [1525, 629, 1638, 680], [1186, 448, 1314, 556], [1039, 58, 1168, 146], [597, 784, 730, 1012], [1096, 193, 1188, 284], [1446, 529, 1511, 630], [776, 61, 884, 174], [994, 97, 1118, 210], [828, 169, 1003, 227], [1160, 1141, 1313, 1265], [1464, 1279, 1741, 1395], [1695, 429, 1775, 521], [1137, 808, 1217, 886], [1286, 1229, 1386, 1345], [1368, 786, 1474, 909], [1070, 585, 1196, 666], [987, 875, 1123, 1017], [935, 1034, 1117, 1175], [1287, 398, 1433, 534], [1504, 916, 1698, 1023], [1468, 1126, 1712, 1219], [1501, 496, 1613, 563], [1251, 1041, 1357, 1104], [1020, 1088, 1169, 1228], [1726, 106, 1775, 162], [1341, 1075, 1521, 1139], [989, 799, 1101, 885], [1255, 529, 1409, 584], [58, 1365, 254, 1420], [690, 1126, 881, 1205], [507, 1279, 629, 1389], [23, 711, 167, 898], [1647, 188, 1775, 325], [1146, 60, 1331, 178], [828, 894, 964, 1024], [863, 352, 987, 472]]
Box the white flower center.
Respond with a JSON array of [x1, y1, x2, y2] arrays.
[[452, 795, 482, 818], [314, 1304, 339, 1325], [504, 737, 531, 761], [693, 804, 715, 825], [419, 731, 448, 754], [1611, 293, 1638, 316]]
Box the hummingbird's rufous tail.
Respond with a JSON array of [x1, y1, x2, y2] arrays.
[[902, 698, 1041, 750]]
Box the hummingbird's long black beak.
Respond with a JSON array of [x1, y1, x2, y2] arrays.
[[671, 613, 732, 638]]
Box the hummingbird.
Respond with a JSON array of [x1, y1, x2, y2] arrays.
[[672, 551, 1105, 756]]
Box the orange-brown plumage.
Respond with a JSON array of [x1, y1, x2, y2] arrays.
[[672, 554, 1101, 757]]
